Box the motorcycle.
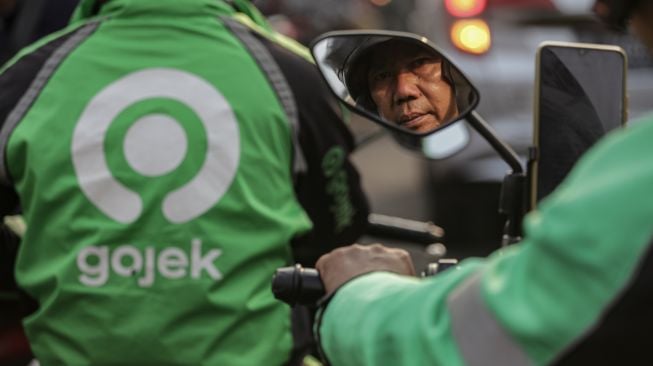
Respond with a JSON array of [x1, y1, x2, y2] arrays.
[[273, 29, 528, 307], [272, 29, 627, 307]]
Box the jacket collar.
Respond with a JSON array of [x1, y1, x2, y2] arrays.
[[70, 0, 238, 23]]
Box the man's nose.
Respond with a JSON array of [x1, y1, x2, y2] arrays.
[[393, 71, 420, 104]]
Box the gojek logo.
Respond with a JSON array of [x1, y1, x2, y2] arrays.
[[72, 68, 238, 287], [77, 239, 222, 288], [71, 68, 240, 224]]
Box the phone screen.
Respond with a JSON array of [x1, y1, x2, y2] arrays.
[[533, 44, 626, 205]]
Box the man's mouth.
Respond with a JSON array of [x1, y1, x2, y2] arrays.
[[399, 113, 434, 130], [399, 113, 425, 124]]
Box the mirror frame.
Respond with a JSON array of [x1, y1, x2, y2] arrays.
[[310, 29, 481, 138]]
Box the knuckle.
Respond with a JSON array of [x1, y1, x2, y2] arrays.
[[335, 245, 354, 255], [352, 243, 366, 250], [370, 243, 385, 252]]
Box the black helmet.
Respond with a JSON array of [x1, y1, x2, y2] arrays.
[[323, 36, 393, 109]]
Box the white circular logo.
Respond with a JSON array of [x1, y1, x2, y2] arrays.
[[123, 114, 188, 177], [72, 68, 240, 224]]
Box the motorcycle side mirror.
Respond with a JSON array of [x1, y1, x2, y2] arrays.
[[312, 30, 527, 245], [311, 30, 480, 151]]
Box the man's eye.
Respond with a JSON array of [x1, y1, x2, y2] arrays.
[[373, 71, 391, 82], [411, 57, 432, 69]]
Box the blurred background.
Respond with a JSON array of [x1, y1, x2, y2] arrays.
[[2, 0, 653, 364]]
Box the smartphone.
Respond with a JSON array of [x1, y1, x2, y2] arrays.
[[530, 41, 627, 209]]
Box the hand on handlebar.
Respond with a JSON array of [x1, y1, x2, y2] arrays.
[[315, 243, 416, 296]]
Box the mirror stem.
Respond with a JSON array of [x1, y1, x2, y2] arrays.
[[499, 172, 527, 246], [466, 111, 526, 246], [466, 111, 523, 174]]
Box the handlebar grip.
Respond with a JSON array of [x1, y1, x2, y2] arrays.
[[271, 264, 325, 306], [272, 259, 459, 306]]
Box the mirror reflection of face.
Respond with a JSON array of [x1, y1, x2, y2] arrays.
[[366, 42, 458, 133]]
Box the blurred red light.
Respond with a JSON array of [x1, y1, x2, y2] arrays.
[[445, 0, 487, 17]]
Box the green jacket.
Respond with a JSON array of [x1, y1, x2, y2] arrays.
[[0, 0, 369, 364], [319, 114, 653, 365]]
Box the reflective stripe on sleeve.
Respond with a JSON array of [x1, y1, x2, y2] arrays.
[[0, 21, 100, 185], [447, 273, 534, 366]]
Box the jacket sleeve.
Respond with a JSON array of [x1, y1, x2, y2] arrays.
[[262, 37, 370, 266], [0, 25, 80, 275], [318, 117, 653, 366]]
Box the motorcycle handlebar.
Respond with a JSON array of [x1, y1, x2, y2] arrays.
[[272, 215, 449, 306], [271, 264, 325, 306], [272, 259, 459, 306]]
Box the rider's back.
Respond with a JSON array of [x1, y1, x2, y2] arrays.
[[1, 0, 313, 364]]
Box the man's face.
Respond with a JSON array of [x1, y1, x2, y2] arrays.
[[366, 42, 459, 133]]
